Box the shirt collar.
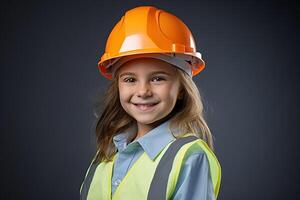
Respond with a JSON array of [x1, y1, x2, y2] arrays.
[[112, 119, 176, 160]]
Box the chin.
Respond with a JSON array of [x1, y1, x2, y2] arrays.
[[134, 115, 161, 124], [135, 118, 157, 125]]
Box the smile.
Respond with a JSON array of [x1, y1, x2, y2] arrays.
[[132, 103, 158, 111]]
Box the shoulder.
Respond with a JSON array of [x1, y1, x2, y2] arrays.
[[177, 138, 212, 174], [169, 136, 214, 172], [170, 145, 215, 200], [171, 137, 211, 175], [178, 149, 211, 180], [182, 148, 209, 169], [177, 137, 209, 159]]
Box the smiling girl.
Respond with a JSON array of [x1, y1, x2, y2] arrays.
[[80, 6, 221, 200]]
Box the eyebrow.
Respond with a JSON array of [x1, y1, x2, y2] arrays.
[[119, 71, 172, 78]]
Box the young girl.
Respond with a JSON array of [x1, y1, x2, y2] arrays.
[[80, 6, 221, 200]]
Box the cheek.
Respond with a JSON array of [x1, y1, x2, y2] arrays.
[[158, 84, 179, 101], [119, 85, 131, 102]]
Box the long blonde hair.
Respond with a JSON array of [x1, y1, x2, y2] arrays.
[[93, 67, 214, 163]]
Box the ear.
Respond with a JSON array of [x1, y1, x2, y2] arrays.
[[177, 89, 184, 100]]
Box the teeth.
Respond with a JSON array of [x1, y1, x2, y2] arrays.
[[133, 103, 157, 110], [134, 103, 156, 106]]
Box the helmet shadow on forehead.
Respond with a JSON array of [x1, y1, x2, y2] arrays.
[[113, 57, 178, 79]]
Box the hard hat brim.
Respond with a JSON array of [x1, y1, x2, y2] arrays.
[[98, 52, 205, 79]]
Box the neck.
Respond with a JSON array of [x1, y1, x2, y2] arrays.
[[133, 113, 175, 141], [134, 123, 154, 140]]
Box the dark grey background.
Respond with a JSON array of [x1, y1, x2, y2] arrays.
[[1, 0, 299, 199]]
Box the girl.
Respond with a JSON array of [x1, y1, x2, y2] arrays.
[[80, 6, 221, 200]]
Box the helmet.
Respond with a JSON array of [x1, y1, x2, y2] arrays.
[[98, 6, 205, 79]]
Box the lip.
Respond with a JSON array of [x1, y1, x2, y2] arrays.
[[132, 103, 158, 112]]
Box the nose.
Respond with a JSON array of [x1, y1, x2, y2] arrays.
[[136, 82, 152, 98]]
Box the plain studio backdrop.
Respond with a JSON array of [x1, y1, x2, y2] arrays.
[[1, 0, 299, 199]]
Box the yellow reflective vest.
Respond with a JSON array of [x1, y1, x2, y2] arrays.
[[80, 135, 221, 200]]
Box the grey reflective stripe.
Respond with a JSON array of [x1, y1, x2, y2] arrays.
[[80, 163, 98, 200], [147, 135, 198, 200]]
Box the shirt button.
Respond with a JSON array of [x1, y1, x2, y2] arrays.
[[114, 179, 121, 186]]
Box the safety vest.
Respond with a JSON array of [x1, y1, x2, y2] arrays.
[[80, 135, 221, 200]]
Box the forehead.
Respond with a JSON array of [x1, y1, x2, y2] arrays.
[[117, 57, 176, 75]]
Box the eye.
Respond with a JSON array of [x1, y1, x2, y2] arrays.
[[123, 77, 136, 83], [151, 76, 165, 82]]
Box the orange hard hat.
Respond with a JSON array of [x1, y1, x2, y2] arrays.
[[98, 6, 205, 79]]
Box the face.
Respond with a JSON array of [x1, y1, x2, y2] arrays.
[[117, 58, 181, 132]]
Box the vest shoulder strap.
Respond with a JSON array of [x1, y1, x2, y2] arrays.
[[80, 162, 97, 200], [80, 150, 102, 200], [147, 135, 198, 200]]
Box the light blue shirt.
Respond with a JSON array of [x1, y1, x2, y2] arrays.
[[112, 119, 215, 200]]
